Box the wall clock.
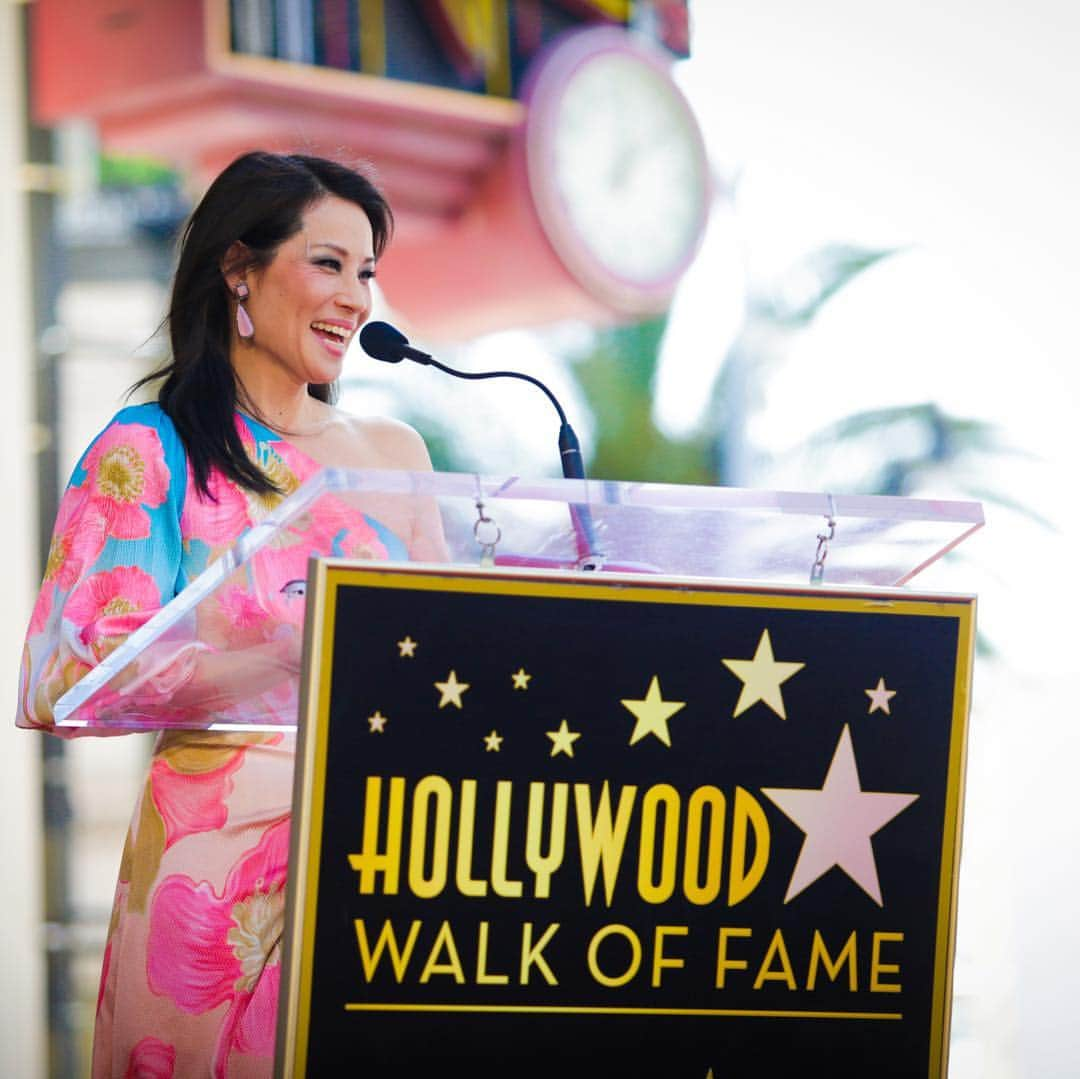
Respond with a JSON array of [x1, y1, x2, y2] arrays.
[[523, 26, 711, 315]]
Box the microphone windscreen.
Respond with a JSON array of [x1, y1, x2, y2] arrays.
[[359, 320, 408, 363]]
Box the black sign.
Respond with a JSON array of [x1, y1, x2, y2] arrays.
[[278, 565, 974, 1078]]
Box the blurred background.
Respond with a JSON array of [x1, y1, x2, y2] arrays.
[[3, 1, 1077, 1075]]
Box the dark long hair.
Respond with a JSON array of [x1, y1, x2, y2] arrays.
[[134, 151, 393, 498]]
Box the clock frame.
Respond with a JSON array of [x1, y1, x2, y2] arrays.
[[522, 26, 711, 316]]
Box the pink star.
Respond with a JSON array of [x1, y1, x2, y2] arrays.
[[761, 725, 918, 906]]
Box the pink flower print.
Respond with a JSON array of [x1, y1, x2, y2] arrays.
[[66, 565, 161, 649], [266, 435, 322, 483], [82, 422, 168, 539], [340, 521, 390, 561], [251, 545, 311, 628], [182, 472, 253, 547], [247, 442, 301, 519], [218, 585, 270, 631], [26, 650, 92, 731], [47, 486, 108, 590], [28, 488, 109, 635], [147, 817, 290, 1077], [26, 582, 55, 638], [304, 496, 390, 560], [181, 438, 302, 547], [149, 751, 245, 851], [124, 1036, 176, 1079]]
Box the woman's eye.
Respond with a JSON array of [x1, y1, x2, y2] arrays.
[[316, 258, 342, 271], [280, 579, 306, 598], [360, 268, 376, 280]]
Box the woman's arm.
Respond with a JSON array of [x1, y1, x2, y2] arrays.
[[18, 407, 186, 736]]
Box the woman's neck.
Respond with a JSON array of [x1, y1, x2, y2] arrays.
[[233, 371, 332, 438]]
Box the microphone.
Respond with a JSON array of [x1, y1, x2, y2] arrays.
[[357, 321, 434, 366], [359, 321, 588, 481], [359, 320, 600, 564]]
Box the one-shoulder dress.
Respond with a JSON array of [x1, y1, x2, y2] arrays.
[[17, 403, 407, 1078]]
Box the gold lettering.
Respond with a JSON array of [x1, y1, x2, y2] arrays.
[[637, 784, 681, 904], [870, 931, 903, 993], [525, 781, 568, 898], [520, 921, 560, 985], [683, 786, 725, 905], [715, 926, 753, 988], [418, 920, 465, 984], [491, 780, 524, 898], [575, 782, 637, 907], [408, 776, 451, 898], [728, 787, 770, 906], [454, 780, 487, 897], [475, 921, 509, 985], [347, 776, 405, 894], [753, 928, 797, 990], [807, 930, 858, 991], [651, 925, 689, 987], [353, 918, 421, 982], [587, 924, 642, 988]]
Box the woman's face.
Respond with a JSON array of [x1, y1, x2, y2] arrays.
[[236, 195, 376, 388]]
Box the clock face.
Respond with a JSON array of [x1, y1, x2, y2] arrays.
[[524, 28, 710, 314]]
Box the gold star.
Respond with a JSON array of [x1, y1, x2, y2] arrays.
[[511, 667, 532, 690], [434, 670, 470, 709], [367, 711, 387, 733], [483, 729, 503, 752], [621, 675, 686, 748], [546, 719, 581, 758], [397, 636, 417, 658], [722, 629, 805, 719], [865, 677, 897, 715]]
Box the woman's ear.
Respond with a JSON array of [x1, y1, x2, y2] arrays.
[[221, 241, 251, 291]]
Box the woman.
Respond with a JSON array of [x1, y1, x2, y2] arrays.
[[18, 151, 446, 1077]]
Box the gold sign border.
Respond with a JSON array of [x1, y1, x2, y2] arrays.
[[277, 562, 976, 1078]]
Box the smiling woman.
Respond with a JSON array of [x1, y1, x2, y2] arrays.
[[16, 151, 448, 1078], [226, 195, 378, 420]]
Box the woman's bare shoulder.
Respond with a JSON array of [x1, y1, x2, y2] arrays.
[[339, 412, 434, 471]]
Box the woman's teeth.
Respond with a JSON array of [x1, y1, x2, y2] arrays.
[[312, 321, 349, 340]]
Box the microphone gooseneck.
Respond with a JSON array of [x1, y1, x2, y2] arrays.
[[359, 320, 599, 564]]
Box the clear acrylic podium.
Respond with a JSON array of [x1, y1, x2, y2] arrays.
[[53, 467, 984, 733]]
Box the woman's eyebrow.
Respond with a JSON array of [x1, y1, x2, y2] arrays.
[[308, 240, 376, 264]]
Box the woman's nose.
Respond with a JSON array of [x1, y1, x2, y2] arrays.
[[338, 278, 370, 314]]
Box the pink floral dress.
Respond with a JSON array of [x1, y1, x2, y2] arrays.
[[17, 404, 407, 1078]]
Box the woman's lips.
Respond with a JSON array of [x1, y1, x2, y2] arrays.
[[312, 325, 349, 356]]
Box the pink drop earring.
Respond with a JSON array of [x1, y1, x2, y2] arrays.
[[235, 282, 254, 341]]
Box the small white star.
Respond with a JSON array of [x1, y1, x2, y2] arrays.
[[367, 711, 388, 734], [483, 729, 503, 752], [511, 667, 532, 690], [546, 719, 581, 758], [865, 677, 897, 715], [397, 636, 417, 658], [434, 670, 470, 709]]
